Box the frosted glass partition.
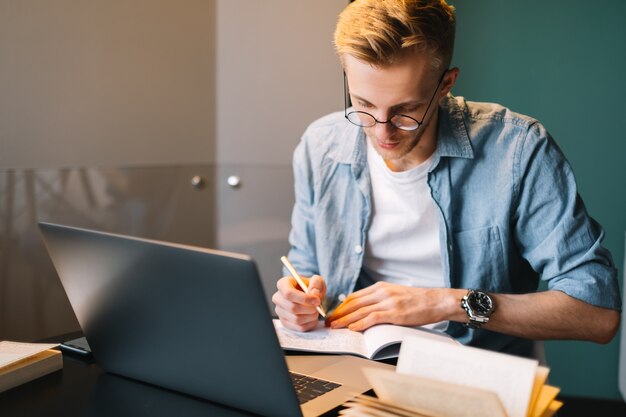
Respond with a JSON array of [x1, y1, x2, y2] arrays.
[[216, 163, 294, 309], [0, 163, 293, 342]]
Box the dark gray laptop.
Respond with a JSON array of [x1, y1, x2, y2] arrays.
[[39, 222, 391, 417]]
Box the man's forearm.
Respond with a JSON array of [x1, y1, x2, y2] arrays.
[[446, 289, 620, 343]]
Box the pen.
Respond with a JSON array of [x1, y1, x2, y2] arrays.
[[280, 256, 326, 318]]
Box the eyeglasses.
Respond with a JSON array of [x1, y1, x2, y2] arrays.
[[344, 70, 447, 131]]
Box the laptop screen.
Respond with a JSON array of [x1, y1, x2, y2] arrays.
[[39, 222, 302, 417]]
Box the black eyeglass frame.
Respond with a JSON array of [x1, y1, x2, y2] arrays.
[[343, 69, 448, 131]]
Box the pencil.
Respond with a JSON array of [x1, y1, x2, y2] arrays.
[[280, 256, 326, 318]]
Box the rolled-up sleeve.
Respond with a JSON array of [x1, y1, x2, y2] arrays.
[[513, 123, 621, 310]]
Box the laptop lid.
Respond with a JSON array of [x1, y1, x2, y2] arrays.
[[39, 222, 302, 417]]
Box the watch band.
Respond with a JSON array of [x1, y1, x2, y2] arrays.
[[465, 315, 489, 329]]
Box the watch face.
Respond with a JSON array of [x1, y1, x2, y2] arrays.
[[469, 291, 493, 316]]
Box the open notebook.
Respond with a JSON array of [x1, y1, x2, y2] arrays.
[[274, 319, 457, 360]]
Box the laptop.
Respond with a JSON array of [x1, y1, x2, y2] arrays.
[[39, 222, 393, 417]]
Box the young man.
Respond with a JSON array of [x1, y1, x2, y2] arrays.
[[272, 0, 620, 357]]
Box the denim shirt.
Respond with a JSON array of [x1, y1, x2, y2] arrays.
[[287, 95, 621, 357]]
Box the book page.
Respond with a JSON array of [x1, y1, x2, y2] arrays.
[[0, 341, 59, 369], [343, 395, 434, 416], [527, 366, 550, 417], [363, 325, 459, 359], [363, 367, 508, 417], [531, 385, 560, 417], [539, 400, 562, 417], [398, 336, 538, 417], [273, 320, 368, 357]]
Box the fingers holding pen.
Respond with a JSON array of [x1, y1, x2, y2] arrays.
[[274, 305, 320, 332], [273, 274, 327, 332], [307, 274, 326, 300]]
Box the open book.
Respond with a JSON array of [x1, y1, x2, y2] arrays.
[[273, 319, 457, 360], [350, 335, 562, 417], [341, 392, 506, 417]]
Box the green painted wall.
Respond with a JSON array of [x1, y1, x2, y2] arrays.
[[448, 0, 626, 399]]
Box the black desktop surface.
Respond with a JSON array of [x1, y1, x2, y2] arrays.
[[0, 342, 346, 417], [0, 350, 260, 417]]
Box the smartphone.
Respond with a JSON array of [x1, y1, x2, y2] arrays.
[[60, 336, 92, 357]]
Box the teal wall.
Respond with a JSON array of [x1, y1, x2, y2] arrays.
[[449, 0, 626, 399]]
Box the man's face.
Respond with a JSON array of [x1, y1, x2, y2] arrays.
[[344, 54, 454, 170]]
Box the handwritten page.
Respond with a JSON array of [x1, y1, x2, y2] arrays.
[[273, 320, 458, 359], [273, 320, 368, 357], [0, 341, 59, 368], [398, 336, 538, 417], [363, 367, 508, 417]]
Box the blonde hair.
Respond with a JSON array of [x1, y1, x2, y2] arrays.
[[334, 0, 456, 70]]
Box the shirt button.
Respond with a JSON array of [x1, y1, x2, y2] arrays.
[[354, 245, 363, 254], [338, 293, 347, 302]]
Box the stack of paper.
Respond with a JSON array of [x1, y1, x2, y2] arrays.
[[341, 394, 436, 416], [342, 335, 562, 417], [0, 341, 62, 393]]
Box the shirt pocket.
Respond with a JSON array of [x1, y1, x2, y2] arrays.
[[452, 225, 505, 290]]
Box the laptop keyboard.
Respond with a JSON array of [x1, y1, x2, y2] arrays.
[[289, 372, 342, 404]]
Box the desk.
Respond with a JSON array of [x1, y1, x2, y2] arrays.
[[0, 352, 264, 417], [0, 338, 352, 417]]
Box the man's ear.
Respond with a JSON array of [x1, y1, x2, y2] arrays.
[[440, 67, 460, 97]]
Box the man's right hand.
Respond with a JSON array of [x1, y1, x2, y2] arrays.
[[272, 274, 326, 332]]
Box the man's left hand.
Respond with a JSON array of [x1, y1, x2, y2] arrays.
[[326, 282, 463, 331]]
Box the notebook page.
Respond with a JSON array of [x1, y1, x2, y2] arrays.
[[273, 320, 368, 357]]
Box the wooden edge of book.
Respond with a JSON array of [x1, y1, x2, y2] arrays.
[[0, 349, 63, 393]]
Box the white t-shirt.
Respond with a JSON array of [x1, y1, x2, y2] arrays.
[[361, 139, 446, 330]]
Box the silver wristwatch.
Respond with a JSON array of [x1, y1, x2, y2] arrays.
[[461, 289, 495, 329]]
